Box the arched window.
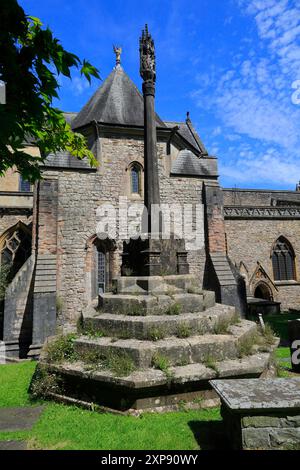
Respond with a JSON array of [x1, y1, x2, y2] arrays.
[[272, 237, 296, 281], [0, 222, 32, 280], [130, 163, 141, 195]]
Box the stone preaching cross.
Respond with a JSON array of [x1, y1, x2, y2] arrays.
[[139, 25, 160, 229], [122, 25, 189, 276]]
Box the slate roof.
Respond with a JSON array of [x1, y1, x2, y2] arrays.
[[165, 120, 208, 155], [171, 149, 217, 177], [42, 66, 214, 176], [63, 112, 77, 126], [43, 151, 92, 170], [72, 65, 166, 129]]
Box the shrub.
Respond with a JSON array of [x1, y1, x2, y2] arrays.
[[165, 302, 182, 316], [152, 353, 170, 373], [80, 348, 104, 366], [78, 322, 104, 339], [187, 285, 202, 295], [237, 332, 259, 358], [44, 334, 78, 363], [30, 365, 61, 399], [261, 323, 277, 346], [203, 354, 218, 373], [176, 323, 191, 338], [146, 327, 166, 341], [104, 350, 136, 376], [213, 317, 231, 335]]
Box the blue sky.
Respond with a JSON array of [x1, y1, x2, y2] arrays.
[[20, 0, 300, 190]]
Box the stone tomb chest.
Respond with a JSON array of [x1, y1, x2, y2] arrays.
[[210, 378, 300, 450]]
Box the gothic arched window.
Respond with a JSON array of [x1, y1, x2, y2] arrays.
[[272, 237, 296, 281], [130, 163, 141, 195], [0, 223, 31, 280]]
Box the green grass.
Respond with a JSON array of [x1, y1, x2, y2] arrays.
[[273, 347, 300, 378], [0, 361, 37, 408], [0, 361, 221, 450]]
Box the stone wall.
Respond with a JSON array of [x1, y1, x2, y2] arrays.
[[0, 213, 32, 239], [43, 134, 209, 324], [3, 254, 34, 357], [221, 404, 300, 450], [241, 414, 300, 450], [224, 218, 300, 310], [223, 188, 300, 206]]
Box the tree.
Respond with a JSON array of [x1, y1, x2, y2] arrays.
[[0, 0, 100, 181]]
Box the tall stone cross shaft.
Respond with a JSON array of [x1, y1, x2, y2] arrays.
[[139, 25, 160, 232]]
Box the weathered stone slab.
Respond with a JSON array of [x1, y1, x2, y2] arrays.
[[84, 303, 236, 339], [75, 318, 258, 367], [113, 275, 196, 295], [216, 354, 270, 378], [211, 378, 300, 449], [210, 378, 300, 412], [0, 406, 44, 432], [0, 440, 27, 450]]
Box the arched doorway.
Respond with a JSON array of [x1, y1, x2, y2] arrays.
[[86, 236, 117, 300], [254, 283, 273, 301]]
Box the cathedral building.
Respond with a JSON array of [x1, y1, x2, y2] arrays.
[[0, 50, 299, 359]]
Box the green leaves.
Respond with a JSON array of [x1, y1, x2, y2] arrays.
[[0, 0, 100, 181], [81, 59, 101, 84]]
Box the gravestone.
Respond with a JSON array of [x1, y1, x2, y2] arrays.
[[211, 378, 300, 450], [288, 319, 300, 373]]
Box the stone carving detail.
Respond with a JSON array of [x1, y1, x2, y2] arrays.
[[139, 24, 156, 83], [224, 206, 300, 219]]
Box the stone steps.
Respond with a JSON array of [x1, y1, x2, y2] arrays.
[[113, 274, 196, 295], [99, 292, 208, 316], [83, 304, 236, 340], [74, 320, 258, 368], [47, 351, 271, 390], [210, 254, 236, 286]]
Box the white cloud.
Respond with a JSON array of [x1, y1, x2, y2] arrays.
[[191, 0, 300, 188], [220, 148, 300, 186], [70, 76, 90, 96]]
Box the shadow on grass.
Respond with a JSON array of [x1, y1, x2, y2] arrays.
[[188, 420, 230, 450]]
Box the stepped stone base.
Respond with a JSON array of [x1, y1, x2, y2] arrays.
[[37, 275, 278, 412], [40, 351, 274, 413]]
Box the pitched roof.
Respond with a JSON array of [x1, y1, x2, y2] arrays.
[[43, 151, 93, 170], [165, 120, 208, 155], [63, 112, 77, 126], [72, 65, 165, 129], [171, 149, 217, 177]]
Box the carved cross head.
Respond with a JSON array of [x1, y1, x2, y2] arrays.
[[139, 24, 156, 83]]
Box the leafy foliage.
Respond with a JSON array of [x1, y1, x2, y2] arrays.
[[0, 0, 100, 181], [44, 334, 78, 363]]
